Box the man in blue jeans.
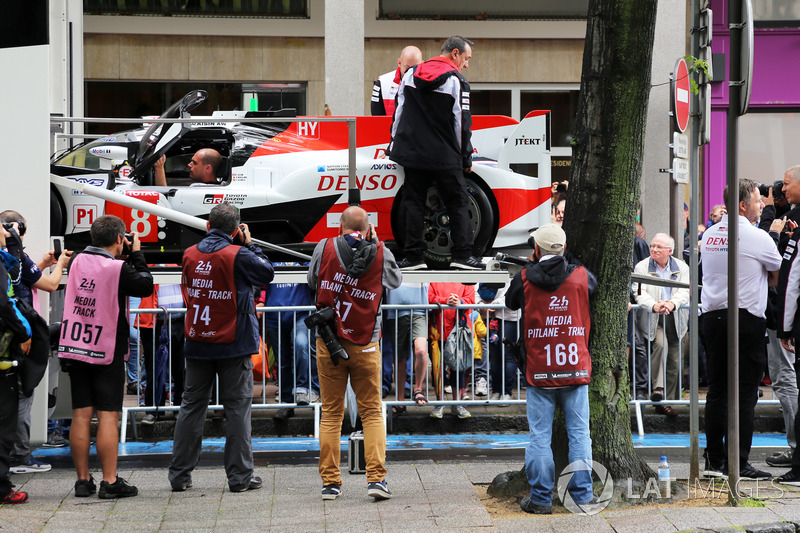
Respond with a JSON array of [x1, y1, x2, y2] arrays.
[[505, 224, 597, 514]]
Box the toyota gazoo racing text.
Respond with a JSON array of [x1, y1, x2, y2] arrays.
[[50, 90, 553, 264]]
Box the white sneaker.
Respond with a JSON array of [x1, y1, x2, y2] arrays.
[[501, 394, 513, 402], [296, 392, 310, 406], [430, 406, 445, 419], [444, 385, 453, 394], [475, 378, 488, 396], [452, 405, 471, 419], [489, 392, 501, 401], [310, 391, 321, 403]]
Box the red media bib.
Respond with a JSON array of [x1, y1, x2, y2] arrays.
[[316, 239, 384, 345], [523, 266, 592, 387], [182, 244, 239, 343]]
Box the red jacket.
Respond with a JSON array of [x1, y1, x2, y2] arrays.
[[429, 282, 474, 341]]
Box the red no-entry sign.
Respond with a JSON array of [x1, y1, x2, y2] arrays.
[[672, 58, 690, 133]]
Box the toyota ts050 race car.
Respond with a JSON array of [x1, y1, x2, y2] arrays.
[[51, 90, 553, 264]]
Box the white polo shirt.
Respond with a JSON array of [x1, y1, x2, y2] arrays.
[[700, 214, 782, 317]]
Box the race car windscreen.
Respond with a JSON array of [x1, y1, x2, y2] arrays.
[[54, 137, 133, 171]]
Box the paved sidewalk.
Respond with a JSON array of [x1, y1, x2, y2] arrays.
[[4, 458, 800, 532]]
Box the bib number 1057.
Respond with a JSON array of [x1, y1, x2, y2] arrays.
[[544, 343, 579, 367]]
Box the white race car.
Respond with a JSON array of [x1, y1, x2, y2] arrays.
[[51, 90, 552, 264]]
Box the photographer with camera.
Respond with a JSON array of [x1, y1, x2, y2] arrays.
[[58, 215, 153, 499], [307, 206, 402, 501], [169, 203, 273, 493], [0, 223, 32, 504], [758, 179, 791, 233]]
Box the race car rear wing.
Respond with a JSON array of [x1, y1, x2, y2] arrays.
[[496, 110, 551, 176]]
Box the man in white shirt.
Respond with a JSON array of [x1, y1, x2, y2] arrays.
[[700, 178, 782, 480]]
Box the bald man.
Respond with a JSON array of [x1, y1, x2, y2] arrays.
[[370, 45, 423, 116], [154, 148, 221, 187], [307, 206, 402, 501]]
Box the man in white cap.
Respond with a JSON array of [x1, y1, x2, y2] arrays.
[[505, 223, 598, 514]]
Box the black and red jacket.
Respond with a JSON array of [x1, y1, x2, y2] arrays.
[[386, 56, 473, 171]]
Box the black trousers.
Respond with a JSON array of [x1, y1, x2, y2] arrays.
[[702, 308, 766, 467], [0, 371, 19, 498], [789, 344, 800, 472], [401, 167, 473, 259]]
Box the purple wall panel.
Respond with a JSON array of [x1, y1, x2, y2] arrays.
[[703, 3, 800, 215]]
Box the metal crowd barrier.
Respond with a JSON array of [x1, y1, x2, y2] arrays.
[[119, 302, 785, 442], [627, 304, 781, 437]]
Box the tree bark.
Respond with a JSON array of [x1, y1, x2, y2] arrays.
[[561, 0, 659, 483]]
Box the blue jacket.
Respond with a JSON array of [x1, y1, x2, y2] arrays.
[[264, 262, 314, 328], [184, 229, 274, 360]]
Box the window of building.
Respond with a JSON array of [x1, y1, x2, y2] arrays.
[[737, 110, 800, 184], [83, 0, 308, 18], [752, 1, 800, 26], [84, 81, 306, 134], [378, 0, 588, 20]]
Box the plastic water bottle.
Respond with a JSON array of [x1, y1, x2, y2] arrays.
[[658, 456, 670, 481]]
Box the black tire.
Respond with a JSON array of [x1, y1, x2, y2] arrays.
[[50, 187, 65, 236], [391, 176, 496, 267]]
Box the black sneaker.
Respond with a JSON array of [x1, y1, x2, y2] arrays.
[[367, 479, 392, 500], [231, 476, 262, 492], [766, 449, 794, 467], [702, 451, 727, 479], [739, 463, 772, 480], [776, 470, 800, 486], [74, 476, 97, 497], [450, 256, 483, 270], [397, 258, 426, 271], [520, 496, 552, 514], [321, 484, 342, 500], [98, 476, 138, 499]]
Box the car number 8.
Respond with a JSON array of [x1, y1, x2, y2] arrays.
[[130, 209, 152, 237]]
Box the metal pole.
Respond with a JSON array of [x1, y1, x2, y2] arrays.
[[726, 0, 743, 504], [688, 0, 701, 485], [348, 119, 360, 206]]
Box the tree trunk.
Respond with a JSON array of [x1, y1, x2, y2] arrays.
[[562, 0, 659, 483]]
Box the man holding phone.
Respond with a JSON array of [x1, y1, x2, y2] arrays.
[[169, 203, 274, 493], [0, 211, 72, 474]]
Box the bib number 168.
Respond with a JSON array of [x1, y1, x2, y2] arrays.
[[544, 343, 578, 366]]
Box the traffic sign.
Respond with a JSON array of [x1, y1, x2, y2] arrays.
[[672, 158, 689, 184], [672, 132, 689, 158], [672, 58, 691, 133]]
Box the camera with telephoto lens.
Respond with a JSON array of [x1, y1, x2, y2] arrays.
[[304, 306, 349, 366], [759, 182, 784, 200], [1, 220, 25, 237]]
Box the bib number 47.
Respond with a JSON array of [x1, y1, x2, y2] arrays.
[[544, 343, 579, 367]]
